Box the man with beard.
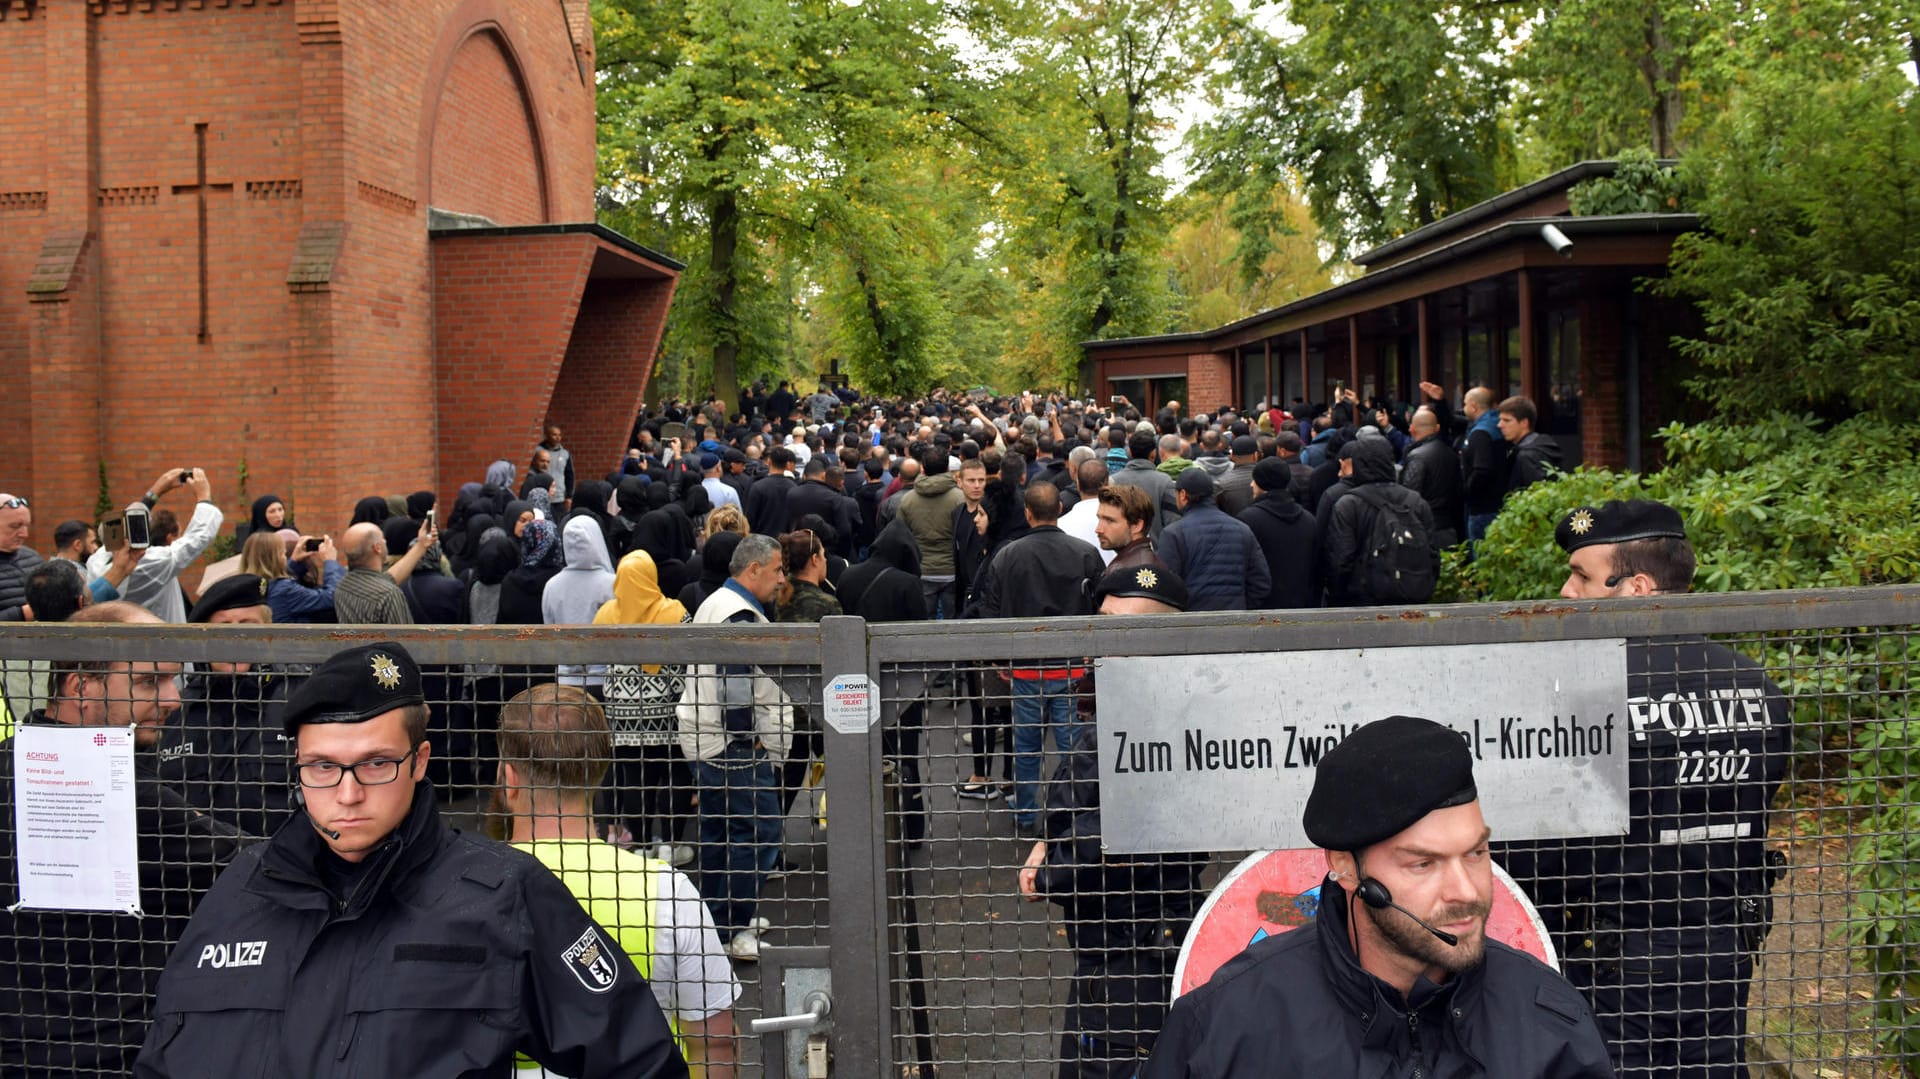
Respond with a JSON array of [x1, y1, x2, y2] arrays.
[[158, 574, 298, 837], [1, 602, 247, 1077], [1143, 716, 1612, 1078]]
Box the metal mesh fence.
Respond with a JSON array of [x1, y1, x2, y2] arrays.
[[0, 588, 1917, 1076], [0, 625, 830, 1078]]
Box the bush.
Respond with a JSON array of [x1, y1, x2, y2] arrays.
[[1453, 413, 1920, 1070], [1449, 413, 1920, 602]]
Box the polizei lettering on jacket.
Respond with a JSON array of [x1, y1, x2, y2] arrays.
[[197, 940, 268, 969], [1626, 687, 1770, 743]]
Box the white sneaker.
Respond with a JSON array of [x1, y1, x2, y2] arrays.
[[748, 916, 771, 933], [726, 929, 761, 962], [670, 844, 695, 868], [652, 843, 674, 864]]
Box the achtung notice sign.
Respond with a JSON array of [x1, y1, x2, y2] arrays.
[[1094, 640, 1630, 854]]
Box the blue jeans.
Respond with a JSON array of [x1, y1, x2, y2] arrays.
[[1011, 676, 1078, 825], [1466, 511, 1498, 542], [693, 743, 783, 941]]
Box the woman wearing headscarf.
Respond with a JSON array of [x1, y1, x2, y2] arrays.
[[525, 487, 555, 526], [594, 550, 694, 863], [441, 484, 484, 573], [405, 490, 436, 522], [519, 472, 556, 502], [481, 460, 516, 518], [349, 495, 390, 526], [498, 518, 564, 626], [237, 494, 291, 544], [502, 499, 535, 539], [677, 530, 742, 613], [464, 527, 518, 626]]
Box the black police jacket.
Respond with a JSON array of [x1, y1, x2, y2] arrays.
[[1, 716, 248, 1078], [1142, 878, 1615, 1079], [158, 668, 296, 838], [135, 782, 688, 1079], [1499, 635, 1792, 936]]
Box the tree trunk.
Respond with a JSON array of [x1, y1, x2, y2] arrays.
[[1640, 7, 1683, 158], [707, 186, 740, 415]]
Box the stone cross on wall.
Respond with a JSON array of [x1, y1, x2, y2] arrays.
[[170, 122, 232, 342]]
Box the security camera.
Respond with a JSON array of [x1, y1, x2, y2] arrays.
[[1540, 223, 1574, 258]]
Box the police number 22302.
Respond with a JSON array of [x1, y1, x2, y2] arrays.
[[1673, 748, 1752, 785]]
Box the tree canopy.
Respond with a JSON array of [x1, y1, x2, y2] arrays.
[[592, 0, 1920, 406]]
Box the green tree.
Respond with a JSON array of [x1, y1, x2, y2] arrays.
[[1166, 186, 1342, 331], [1192, 1, 1521, 263], [1654, 68, 1920, 423]]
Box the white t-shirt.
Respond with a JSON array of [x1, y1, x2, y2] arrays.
[[1058, 498, 1114, 565]]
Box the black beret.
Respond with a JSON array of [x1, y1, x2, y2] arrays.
[[1093, 562, 1189, 611], [1555, 498, 1687, 554], [1302, 716, 1477, 852], [283, 642, 425, 736], [1251, 457, 1293, 495], [188, 573, 271, 623]]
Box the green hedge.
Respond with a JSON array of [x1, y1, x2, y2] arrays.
[[1447, 413, 1920, 1069], [1445, 413, 1920, 602]]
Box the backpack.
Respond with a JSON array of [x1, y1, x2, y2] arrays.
[[1351, 485, 1435, 604]]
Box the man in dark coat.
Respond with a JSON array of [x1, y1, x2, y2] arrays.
[[1498, 396, 1564, 498], [0, 492, 43, 622], [1459, 386, 1507, 541], [1020, 564, 1207, 1077], [159, 576, 298, 838], [836, 519, 933, 840], [1503, 499, 1792, 1078], [1238, 458, 1320, 609], [1156, 469, 1269, 612], [783, 457, 858, 560], [744, 446, 799, 535], [1143, 717, 1613, 1079], [1399, 405, 1464, 548], [2, 602, 247, 1078], [967, 482, 1105, 837], [1322, 438, 1438, 607]]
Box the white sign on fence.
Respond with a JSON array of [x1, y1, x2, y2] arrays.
[[11, 724, 142, 915], [1094, 640, 1631, 854]]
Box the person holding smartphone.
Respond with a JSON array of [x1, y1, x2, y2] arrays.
[[85, 467, 223, 623]]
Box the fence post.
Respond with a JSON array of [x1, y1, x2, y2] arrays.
[[819, 614, 891, 1074]]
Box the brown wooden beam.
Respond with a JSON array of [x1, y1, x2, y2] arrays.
[[1348, 316, 1361, 391], [1517, 268, 1536, 402], [1299, 331, 1309, 404], [1417, 296, 1432, 384]]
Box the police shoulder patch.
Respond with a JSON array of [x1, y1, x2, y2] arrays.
[[561, 924, 618, 994]]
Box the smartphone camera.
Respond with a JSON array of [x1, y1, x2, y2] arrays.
[[124, 503, 152, 550], [302, 537, 322, 553]]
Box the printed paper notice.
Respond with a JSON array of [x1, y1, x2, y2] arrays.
[[12, 725, 141, 915]]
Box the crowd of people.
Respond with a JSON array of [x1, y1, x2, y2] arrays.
[[0, 379, 1791, 1078]]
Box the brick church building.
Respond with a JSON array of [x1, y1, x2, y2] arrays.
[[0, 0, 678, 540]]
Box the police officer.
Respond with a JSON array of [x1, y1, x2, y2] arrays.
[[157, 574, 297, 837], [1018, 564, 1208, 1077], [1506, 499, 1791, 1077], [1, 602, 246, 1078], [1143, 716, 1614, 1078], [135, 642, 688, 1078]]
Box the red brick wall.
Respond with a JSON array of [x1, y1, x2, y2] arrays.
[[550, 266, 677, 486], [428, 29, 548, 225], [1, 0, 609, 548], [431, 231, 591, 500], [1187, 353, 1235, 414]]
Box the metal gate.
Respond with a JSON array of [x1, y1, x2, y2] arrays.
[[1, 583, 1918, 1076]]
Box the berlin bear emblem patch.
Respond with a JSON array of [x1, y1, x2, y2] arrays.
[[562, 925, 618, 993]]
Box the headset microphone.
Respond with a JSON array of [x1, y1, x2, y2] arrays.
[[1604, 573, 1629, 588], [1354, 877, 1459, 947], [292, 787, 342, 842]]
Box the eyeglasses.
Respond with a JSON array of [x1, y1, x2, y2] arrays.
[[297, 747, 418, 788], [0, 497, 27, 510]]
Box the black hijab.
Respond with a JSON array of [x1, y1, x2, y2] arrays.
[[350, 496, 390, 525], [520, 473, 555, 501]]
